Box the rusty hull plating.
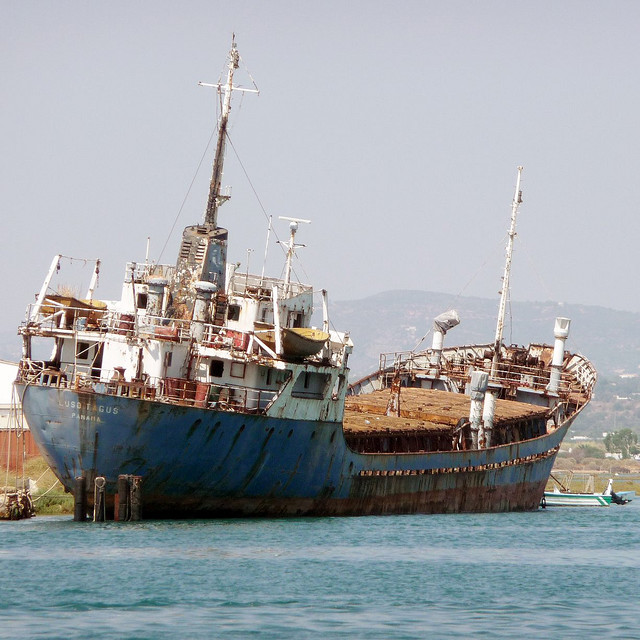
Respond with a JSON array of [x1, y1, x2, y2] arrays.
[[14, 39, 596, 518]]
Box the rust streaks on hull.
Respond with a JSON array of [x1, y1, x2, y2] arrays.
[[138, 478, 548, 518]]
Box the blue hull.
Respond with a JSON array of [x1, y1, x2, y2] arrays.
[[18, 384, 570, 516]]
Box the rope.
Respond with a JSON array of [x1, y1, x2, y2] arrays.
[[513, 238, 589, 356], [31, 478, 60, 503], [410, 327, 434, 354], [156, 125, 219, 264], [58, 255, 97, 264], [230, 54, 260, 129], [449, 232, 508, 309], [31, 256, 99, 303], [2, 384, 27, 500], [238, 54, 260, 94], [2, 420, 10, 495], [518, 237, 558, 302], [225, 134, 281, 241], [31, 466, 52, 486], [225, 134, 311, 286], [508, 294, 513, 345], [3, 386, 19, 493], [386, 232, 510, 359]]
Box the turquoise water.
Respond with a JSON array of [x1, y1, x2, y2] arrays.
[[1, 503, 639, 639]]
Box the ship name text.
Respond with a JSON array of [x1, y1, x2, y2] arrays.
[[58, 400, 120, 422]]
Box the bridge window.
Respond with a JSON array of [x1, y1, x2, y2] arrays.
[[230, 361, 246, 379], [210, 359, 224, 378], [292, 372, 330, 399], [288, 311, 304, 328], [137, 293, 148, 309], [76, 342, 91, 360]]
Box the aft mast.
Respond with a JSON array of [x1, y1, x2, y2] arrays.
[[492, 166, 523, 373]]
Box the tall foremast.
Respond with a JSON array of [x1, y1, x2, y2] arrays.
[[199, 35, 260, 228], [201, 37, 239, 229], [172, 36, 257, 314]]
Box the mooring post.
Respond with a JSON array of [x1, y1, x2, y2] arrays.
[[116, 475, 129, 522], [73, 475, 86, 522], [93, 476, 106, 522], [130, 475, 143, 521]]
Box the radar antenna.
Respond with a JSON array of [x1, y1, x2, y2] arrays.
[[279, 216, 311, 292]]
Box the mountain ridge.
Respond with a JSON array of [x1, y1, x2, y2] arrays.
[[330, 289, 640, 379]]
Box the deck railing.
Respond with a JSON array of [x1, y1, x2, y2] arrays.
[[16, 362, 278, 415], [22, 303, 345, 364], [375, 344, 596, 401], [125, 262, 176, 282]]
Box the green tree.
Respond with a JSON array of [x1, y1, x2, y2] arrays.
[[604, 429, 638, 459]]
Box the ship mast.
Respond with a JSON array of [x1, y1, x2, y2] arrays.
[[171, 37, 258, 312], [279, 216, 311, 294], [200, 36, 258, 228], [492, 166, 523, 371], [200, 37, 239, 229]]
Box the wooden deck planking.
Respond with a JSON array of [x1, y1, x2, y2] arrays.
[[344, 387, 549, 435]]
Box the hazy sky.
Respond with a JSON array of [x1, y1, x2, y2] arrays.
[[2, 2, 640, 336]]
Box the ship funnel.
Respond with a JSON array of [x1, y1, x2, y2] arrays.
[[147, 278, 168, 317], [191, 281, 217, 341], [482, 392, 496, 448], [430, 310, 460, 367], [547, 317, 571, 394], [469, 370, 489, 449]]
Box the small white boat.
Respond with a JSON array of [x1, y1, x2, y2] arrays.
[[542, 474, 631, 507], [543, 486, 612, 507]]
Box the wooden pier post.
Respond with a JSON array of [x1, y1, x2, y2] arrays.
[[73, 475, 86, 522], [93, 476, 106, 522], [116, 475, 129, 521], [130, 475, 143, 521]]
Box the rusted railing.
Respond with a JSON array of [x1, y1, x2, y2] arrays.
[[125, 262, 176, 282], [376, 344, 596, 401], [16, 362, 278, 415], [227, 271, 311, 299], [160, 378, 276, 412], [21, 302, 348, 366]]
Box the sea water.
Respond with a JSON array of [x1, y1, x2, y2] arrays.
[[1, 503, 639, 639]]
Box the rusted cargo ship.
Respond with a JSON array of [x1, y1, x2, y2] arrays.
[[14, 39, 596, 518]]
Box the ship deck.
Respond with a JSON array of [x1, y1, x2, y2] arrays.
[[343, 388, 550, 437]]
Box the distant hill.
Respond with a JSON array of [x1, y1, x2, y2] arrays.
[[330, 290, 640, 380]]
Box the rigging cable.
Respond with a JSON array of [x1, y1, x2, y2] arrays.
[[226, 133, 311, 286], [156, 125, 218, 265], [407, 232, 509, 353]]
